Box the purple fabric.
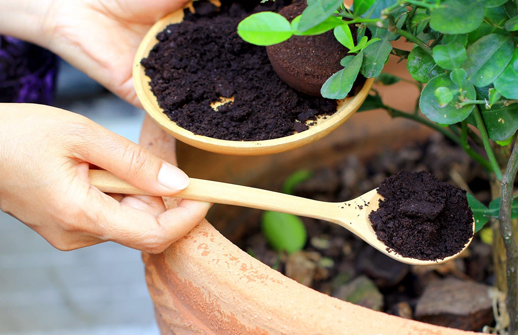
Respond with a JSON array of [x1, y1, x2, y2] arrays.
[[0, 36, 58, 104]]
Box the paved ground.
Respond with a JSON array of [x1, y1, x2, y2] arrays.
[[0, 62, 159, 334]]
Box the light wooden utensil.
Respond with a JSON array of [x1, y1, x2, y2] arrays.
[[89, 170, 474, 265], [133, 6, 375, 156]]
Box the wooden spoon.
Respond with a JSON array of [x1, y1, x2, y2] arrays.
[[89, 170, 474, 265], [133, 7, 374, 156]]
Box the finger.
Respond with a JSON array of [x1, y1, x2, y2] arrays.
[[70, 118, 189, 196], [120, 195, 166, 217], [120, 0, 192, 22], [86, 187, 210, 253]]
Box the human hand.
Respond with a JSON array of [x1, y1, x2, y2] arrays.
[[2, 0, 190, 106], [0, 104, 210, 252]]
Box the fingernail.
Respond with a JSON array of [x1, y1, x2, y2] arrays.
[[158, 163, 190, 191]]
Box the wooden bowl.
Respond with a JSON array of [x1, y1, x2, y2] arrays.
[[133, 8, 374, 156]]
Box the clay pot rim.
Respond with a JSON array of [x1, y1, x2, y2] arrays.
[[133, 7, 374, 156]]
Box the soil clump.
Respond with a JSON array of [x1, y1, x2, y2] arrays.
[[267, 1, 363, 96], [369, 171, 474, 261]]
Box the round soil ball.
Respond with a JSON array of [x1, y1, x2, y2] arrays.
[[266, 1, 348, 97]]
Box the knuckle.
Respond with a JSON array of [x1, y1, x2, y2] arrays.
[[121, 145, 151, 178], [144, 233, 169, 254]]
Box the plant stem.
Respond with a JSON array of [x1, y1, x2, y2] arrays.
[[383, 105, 493, 171], [473, 106, 503, 180], [458, 99, 518, 108], [394, 28, 433, 57], [499, 137, 518, 335]]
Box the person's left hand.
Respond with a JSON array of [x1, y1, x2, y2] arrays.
[[40, 0, 190, 106]]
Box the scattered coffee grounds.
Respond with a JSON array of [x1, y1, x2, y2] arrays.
[[141, 0, 341, 141], [267, 1, 364, 97], [369, 171, 474, 261]]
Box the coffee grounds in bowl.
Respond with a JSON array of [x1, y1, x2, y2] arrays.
[[369, 171, 474, 261], [140, 0, 339, 141]]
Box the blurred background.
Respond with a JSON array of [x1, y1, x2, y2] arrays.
[[0, 61, 160, 335]]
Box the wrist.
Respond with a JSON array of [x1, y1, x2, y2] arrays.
[[0, 0, 54, 48]]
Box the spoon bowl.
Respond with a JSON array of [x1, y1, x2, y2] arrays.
[[133, 7, 374, 156], [89, 170, 474, 265]]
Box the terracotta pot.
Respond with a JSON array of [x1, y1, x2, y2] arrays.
[[138, 108, 483, 334]]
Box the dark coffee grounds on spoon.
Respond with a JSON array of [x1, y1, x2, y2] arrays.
[[369, 171, 474, 261]]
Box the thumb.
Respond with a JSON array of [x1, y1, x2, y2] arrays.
[[72, 119, 189, 195]]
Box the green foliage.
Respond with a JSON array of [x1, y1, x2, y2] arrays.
[[420, 74, 475, 124], [352, 0, 376, 17], [407, 47, 444, 83], [466, 193, 490, 233], [494, 49, 518, 99], [430, 0, 485, 34], [432, 42, 467, 71], [237, 12, 292, 46], [262, 211, 307, 254], [236, 0, 518, 186], [321, 52, 363, 99], [463, 34, 513, 87], [297, 0, 344, 33], [467, 193, 518, 233], [282, 169, 313, 195]]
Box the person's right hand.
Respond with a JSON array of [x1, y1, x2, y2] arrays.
[[0, 103, 211, 252]]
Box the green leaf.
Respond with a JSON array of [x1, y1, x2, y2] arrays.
[[334, 25, 355, 49], [467, 194, 490, 233], [506, 1, 518, 17], [468, 22, 508, 45], [485, 6, 509, 27], [441, 34, 468, 47], [407, 47, 445, 83], [348, 36, 380, 54], [410, 12, 430, 36], [357, 93, 383, 111], [463, 34, 514, 87], [432, 42, 467, 70], [450, 68, 468, 87], [485, 0, 509, 7], [340, 55, 354, 67], [494, 49, 518, 99], [298, 0, 344, 33], [262, 211, 307, 254], [496, 134, 515, 146], [430, 0, 484, 34], [291, 15, 344, 36], [322, 52, 363, 99], [419, 74, 476, 124], [237, 12, 293, 46], [505, 15, 518, 31], [282, 170, 313, 195], [481, 103, 518, 141], [353, 0, 376, 17], [376, 73, 401, 85], [361, 37, 392, 78], [434, 87, 454, 107], [488, 88, 502, 107], [362, 0, 398, 19], [488, 197, 518, 220]]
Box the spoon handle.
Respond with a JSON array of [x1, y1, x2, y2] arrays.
[[89, 169, 340, 221]]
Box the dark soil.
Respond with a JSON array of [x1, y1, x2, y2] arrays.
[[141, 0, 347, 141], [267, 2, 362, 97], [369, 170, 474, 261]]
